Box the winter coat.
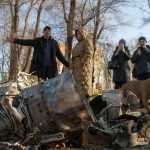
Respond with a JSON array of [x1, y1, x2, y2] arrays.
[[111, 47, 130, 83], [14, 36, 70, 79], [131, 45, 150, 76], [72, 27, 94, 96]]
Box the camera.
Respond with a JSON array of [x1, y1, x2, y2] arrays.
[[139, 46, 145, 52]]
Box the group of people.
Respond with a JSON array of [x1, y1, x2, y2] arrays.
[[5, 25, 94, 125], [110, 36, 150, 89], [8, 26, 94, 97], [8, 25, 150, 95]]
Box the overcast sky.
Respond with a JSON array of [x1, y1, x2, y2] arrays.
[[112, 0, 150, 46]]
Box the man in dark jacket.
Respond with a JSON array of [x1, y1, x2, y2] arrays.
[[8, 26, 70, 80], [131, 37, 150, 80]]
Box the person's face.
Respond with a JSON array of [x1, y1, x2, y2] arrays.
[[43, 29, 51, 38], [119, 42, 124, 49], [75, 31, 82, 41], [139, 40, 146, 47]]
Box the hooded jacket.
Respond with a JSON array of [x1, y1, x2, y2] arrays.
[[72, 27, 94, 96]]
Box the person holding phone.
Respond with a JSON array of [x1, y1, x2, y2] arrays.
[[111, 39, 130, 89]]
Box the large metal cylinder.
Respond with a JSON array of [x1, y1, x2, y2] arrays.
[[21, 72, 96, 132]]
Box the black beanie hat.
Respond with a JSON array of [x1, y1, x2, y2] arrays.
[[119, 39, 126, 46], [43, 26, 51, 31], [138, 36, 147, 42]]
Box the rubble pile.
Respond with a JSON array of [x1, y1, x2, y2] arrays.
[[0, 72, 149, 150]]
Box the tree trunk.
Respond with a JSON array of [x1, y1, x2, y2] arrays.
[[62, 0, 76, 63], [23, 0, 44, 73], [93, 0, 101, 53], [19, 0, 35, 59], [9, 0, 20, 81], [92, 0, 101, 90], [68, 0, 76, 62]]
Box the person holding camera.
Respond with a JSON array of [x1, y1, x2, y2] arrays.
[[110, 39, 130, 89], [131, 37, 150, 80]]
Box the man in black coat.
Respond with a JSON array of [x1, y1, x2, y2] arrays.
[[8, 26, 70, 80], [131, 37, 150, 80]]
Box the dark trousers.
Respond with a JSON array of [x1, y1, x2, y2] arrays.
[[114, 81, 126, 89], [137, 72, 150, 80], [42, 66, 56, 80]]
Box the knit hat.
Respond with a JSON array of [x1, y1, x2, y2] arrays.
[[138, 36, 147, 42], [43, 26, 51, 31], [119, 39, 126, 46]]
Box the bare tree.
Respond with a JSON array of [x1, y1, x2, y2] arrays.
[[19, 0, 35, 58], [132, 0, 150, 24], [0, 0, 127, 88], [61, 0, 76, 62], [22, 0, 44, 72], [9, 0, 20, 81]]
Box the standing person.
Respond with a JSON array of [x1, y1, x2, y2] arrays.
[[8, 26, 70, 80], [72, 26, 94, 97], [111, 39, 130, 89], [131, 36, 150, 80]]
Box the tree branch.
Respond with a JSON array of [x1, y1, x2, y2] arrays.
[[61, 0, 68, 23]]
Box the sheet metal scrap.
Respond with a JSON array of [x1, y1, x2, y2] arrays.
[[82, 90, 150, 149]]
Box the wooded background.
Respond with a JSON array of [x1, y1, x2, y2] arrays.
[[0, 0, 149, 90]]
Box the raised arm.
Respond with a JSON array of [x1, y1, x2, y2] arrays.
[[123, 48, 130, 60], [14, 39, 36, 47], [144, 45, 150, 57], [131, 50, 141, 63], [7, 34, 36, 47]]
